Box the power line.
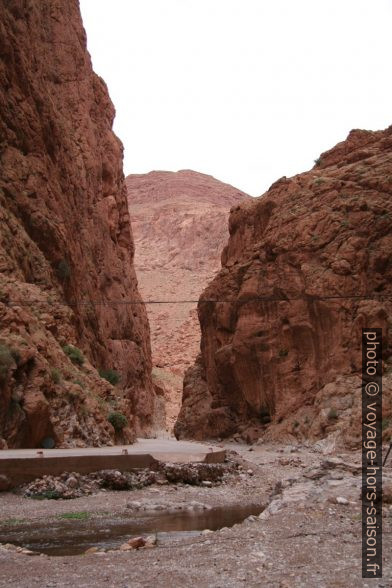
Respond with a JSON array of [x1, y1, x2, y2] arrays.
[[2, 294, 392, 306]]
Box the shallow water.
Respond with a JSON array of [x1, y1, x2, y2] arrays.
[[0, 503, 264, 556]]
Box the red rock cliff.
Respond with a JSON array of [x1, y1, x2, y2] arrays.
[[175, 128, 392, 447], [126, 170, 250, 429], [0, 0, 156, 448]]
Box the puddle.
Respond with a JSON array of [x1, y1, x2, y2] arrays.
[[0, 503, 264, 556]]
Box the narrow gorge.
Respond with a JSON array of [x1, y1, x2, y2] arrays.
[[126, 170, 250, 429], [0, 2, 391, 585]]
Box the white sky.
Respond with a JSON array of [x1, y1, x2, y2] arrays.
[[80, 0, 392, 196]]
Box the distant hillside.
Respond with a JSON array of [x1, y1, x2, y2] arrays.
[[126, 170, 251, 429]]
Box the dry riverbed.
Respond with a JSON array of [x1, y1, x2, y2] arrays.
[[0, 442, 391, 587]]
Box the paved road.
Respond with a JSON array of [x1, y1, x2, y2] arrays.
[[0, 438, 222, 462]]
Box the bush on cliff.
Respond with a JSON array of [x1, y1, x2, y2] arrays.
[[0, 344, 15, 382], [99, 369, 121, 385], [108, 411, 128, 432], [63, 344, 85, 366], [57, 259, 71, 281]]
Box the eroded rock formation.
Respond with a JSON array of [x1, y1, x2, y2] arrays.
[[0, 0, 156, 447], [126, 170, 250, 429], [175, 128, 392, 446]]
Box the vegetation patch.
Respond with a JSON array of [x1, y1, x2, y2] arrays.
[[0, 344, 14, 382], [63, 344, 85, 366], [327, 408, 338, 420], [57, 511, 90, 521], [31, 490, 61, 500], [50, 367, 61, 384], [99, 368, 121, 385], [73, 379, 86, 389], [57, 259, 71, 280], [108, 411, 128, 431]]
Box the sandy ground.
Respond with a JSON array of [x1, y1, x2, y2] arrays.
[[0, 442, 391, 588]]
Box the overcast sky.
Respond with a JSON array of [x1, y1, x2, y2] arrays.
[[80, 0, 392, 196]]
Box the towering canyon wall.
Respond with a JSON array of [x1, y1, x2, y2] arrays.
[[175, 128, 392, 447], [127, 170, 250, 429], [0, 0, 156, 448]]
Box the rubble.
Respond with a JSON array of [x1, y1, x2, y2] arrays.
[[20, 462, 235, 499]]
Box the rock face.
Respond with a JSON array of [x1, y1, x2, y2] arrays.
[[0, 0, 156, 447], [126, 170, 250, 429], [175, 128, 392, 446]]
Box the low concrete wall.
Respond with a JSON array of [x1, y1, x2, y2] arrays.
[[1, 454, 159, 487], [204, 450, 226, 464], [0, 449, 226, 487]]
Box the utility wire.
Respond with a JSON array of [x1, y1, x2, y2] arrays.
[[2, 294, 392, 306]]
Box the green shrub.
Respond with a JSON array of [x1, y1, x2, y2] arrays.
[[57, 259, 71, 281], [58, 511, 90, 520], [63, 344, 84, 366], [99, 369, 121, 385], [278, 348, 289, 358], [0, 344, 14, 382], [293, 420, 300, 428], [108, 411, 128, 432], [382, 418, 390, 431], [73, 379, 86, 389], [31, 490, 61, 500], [328, 408, 338, 420], [50, 368, 61, 384]]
